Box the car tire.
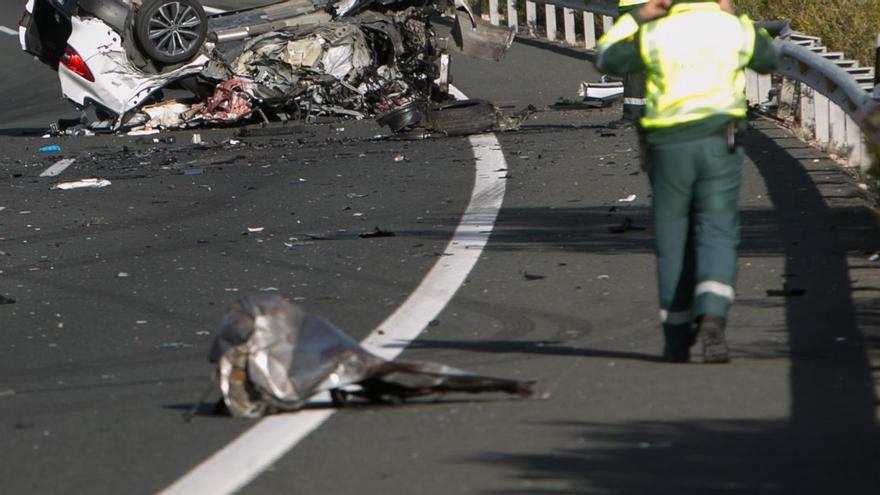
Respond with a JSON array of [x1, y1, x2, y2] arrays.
[[135, 0, 207, 65]]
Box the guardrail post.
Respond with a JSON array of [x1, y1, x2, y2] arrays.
[[489, 0, 500, 26], [546, 4, 557, 41], [583, 12, 596, 49], [602, 15, 613, 35], [814, 93, 831, 148], [845, 115, 866, 169], [507, 0, 517, 31], [745, 69, 759, 105], [829, 104, 847, 156], [564, 8, 576, 45], [757, 74, 772, 104], [799, 83, 816, 140], [526, 1, 537, 36]]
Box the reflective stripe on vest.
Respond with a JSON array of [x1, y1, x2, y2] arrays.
[[618, 0, 647, 7], [638, 3, 756, 129]]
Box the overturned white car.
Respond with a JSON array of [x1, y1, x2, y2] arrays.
[[18, 0, 514, 129]]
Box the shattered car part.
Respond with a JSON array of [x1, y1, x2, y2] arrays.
[[579, 80, 624, 102], [210, 295, 533, 418], [20, 0, 477, 125], [450, 0, 515, 62], [201, 78, 259, 123]]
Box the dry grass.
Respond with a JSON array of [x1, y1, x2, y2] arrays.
[[737, 0, 880, 66]]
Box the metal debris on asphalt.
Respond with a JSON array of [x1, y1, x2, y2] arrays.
[[209, 295, 533, 418]]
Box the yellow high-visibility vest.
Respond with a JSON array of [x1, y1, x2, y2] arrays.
[[618, 0, 648, 7], [639, 2, 756, 129]]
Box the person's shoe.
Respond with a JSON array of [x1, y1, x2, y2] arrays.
[[699, 316, 729, 364], [663, 328, 697, 363]]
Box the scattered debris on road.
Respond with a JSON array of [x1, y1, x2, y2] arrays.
[[869, 252, 879, 262], [209, 295, 533, 418], [50, 178, 112, 191], [617, 194, 637, 203], [38, 145, 61, 154]]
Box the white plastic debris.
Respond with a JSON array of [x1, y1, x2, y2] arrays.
[[127, 128, 160, 137], [869, 253, 880, 262], [51, 178, 111, 190], [618, 194, 637, 203], [247, 227, 265, 233], [192, 133, 202, 144]]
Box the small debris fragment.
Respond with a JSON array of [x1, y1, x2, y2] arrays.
[[182, 168, 205, 176], [522, 272, 546, 281], [192, 134, 203, 145], [869, 253, 879, 262], [393, 153, 405, 162], [359, 227, 396, 238], [597, 275, 610, 280], [0, 295, 15, 305], [766, 288, 805, 297], [128, 128, 159, 137], [617, 194, 637, 203], [116, 272, 130, 278], [609, 218, 633, 234], [247, 227, 265, 233], [38, 145, 61, 153], [51, 178, 111, 191]]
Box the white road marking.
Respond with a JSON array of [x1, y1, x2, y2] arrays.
[[0, 26, 17, 36], [40, 158, 76, 177], [158, 86, 508, 495]]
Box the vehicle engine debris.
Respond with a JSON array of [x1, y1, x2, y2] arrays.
[[209, 294, 533, 418], [19, 0, 517, 134]]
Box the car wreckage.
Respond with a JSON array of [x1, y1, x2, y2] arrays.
[[18, 0, 519, 133]]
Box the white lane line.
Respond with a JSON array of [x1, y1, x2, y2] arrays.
[[0, 26, 17, 36], [40, 158, 76, 177], [158, 86, 508, 495]]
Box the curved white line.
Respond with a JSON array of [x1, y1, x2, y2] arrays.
[[158, 86, 508, 495]]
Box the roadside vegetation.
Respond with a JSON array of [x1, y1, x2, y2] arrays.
[[737, 0, 880, 66]]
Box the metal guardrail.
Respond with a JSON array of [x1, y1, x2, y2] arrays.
[[483, 0, 879, 172]]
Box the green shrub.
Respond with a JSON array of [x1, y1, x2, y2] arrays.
[[738, 0, 880, 66]]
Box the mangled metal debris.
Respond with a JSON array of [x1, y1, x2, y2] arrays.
[[210, 295, 533, 418], [22, 0, 518, 133]]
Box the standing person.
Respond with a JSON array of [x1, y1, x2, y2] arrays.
[[596, 0, 779, 363], [615, 0, 649, 126]]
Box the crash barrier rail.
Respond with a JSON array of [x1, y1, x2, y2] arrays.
[[479, 0, 880, 173]]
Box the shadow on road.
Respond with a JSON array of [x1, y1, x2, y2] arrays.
[[451, 123, 880, 493]]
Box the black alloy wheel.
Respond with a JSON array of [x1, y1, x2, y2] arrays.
[[135, 0, 208, 65]]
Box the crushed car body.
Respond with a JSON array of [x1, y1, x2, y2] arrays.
[[210, 295, 534, 418], [18, 0, 516, 130]]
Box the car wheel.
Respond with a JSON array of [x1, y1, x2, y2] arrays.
[[135, 0, 207, 65]]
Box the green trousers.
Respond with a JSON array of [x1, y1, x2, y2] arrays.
[[647, 135, 742, 338]]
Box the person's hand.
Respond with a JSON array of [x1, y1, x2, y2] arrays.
[[637, 0, 672, 21], [718, 0, 735, 14]]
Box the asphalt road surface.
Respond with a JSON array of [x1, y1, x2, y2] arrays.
[[2, 3, 880, 494]]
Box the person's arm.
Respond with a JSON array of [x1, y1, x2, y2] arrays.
[[596, 0, 669, 75], [746, 23, 781, 74]]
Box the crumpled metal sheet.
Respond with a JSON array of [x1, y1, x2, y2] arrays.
[[201, 78, 259, 123], [217, 8, 435, 120], [210, 295, 533, 418]]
